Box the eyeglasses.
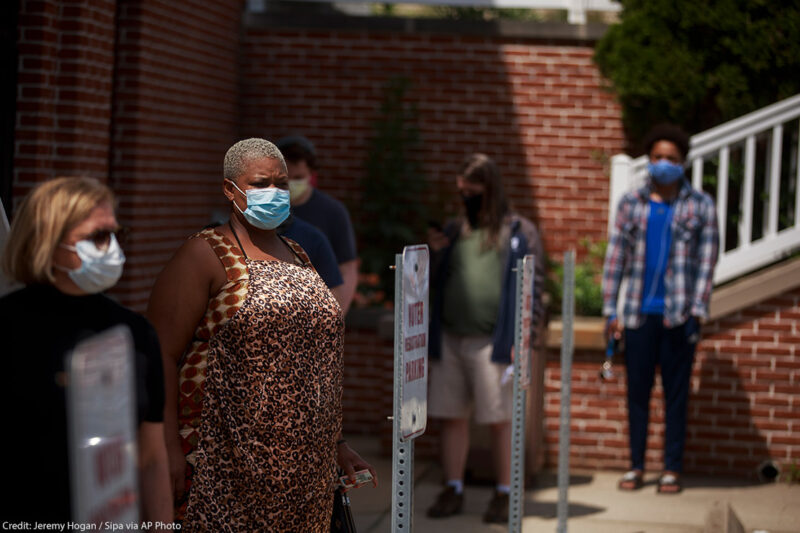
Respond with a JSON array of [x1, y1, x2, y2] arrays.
[[79, 227, 130, 251]]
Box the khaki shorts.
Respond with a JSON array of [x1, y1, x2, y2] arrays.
[[428, 331, 513, 424]]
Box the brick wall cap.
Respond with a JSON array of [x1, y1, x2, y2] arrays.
[[244, 11, 608, 43]]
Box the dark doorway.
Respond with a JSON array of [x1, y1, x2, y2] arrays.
[[1, 2, 19, 216]]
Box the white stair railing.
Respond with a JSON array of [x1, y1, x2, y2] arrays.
[[609, 93, 800, 285]]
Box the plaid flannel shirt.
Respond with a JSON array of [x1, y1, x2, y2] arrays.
[[602, 179, 719, 329]]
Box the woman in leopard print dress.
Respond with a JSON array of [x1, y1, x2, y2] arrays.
[[147, 139, 374, 531]]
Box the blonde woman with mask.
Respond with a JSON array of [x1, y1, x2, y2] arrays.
[[0, 177, 171, 526]]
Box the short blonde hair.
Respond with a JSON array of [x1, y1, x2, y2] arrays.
[[2, 177, 114, 285], [224, 138, 286, 181]]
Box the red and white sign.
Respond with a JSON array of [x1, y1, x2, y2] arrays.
[[400, 245, 429, 441], [67, 326, 139, 527]]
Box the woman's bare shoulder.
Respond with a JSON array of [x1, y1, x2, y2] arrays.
[[176, 231, 220, 263], [157, 229, 228, 293]]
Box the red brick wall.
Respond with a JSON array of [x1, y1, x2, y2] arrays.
[[542, 288, 800, 477], [341, 327, 394, 435], [14, 0, 243, 310], [109, 0, 244, 310], [687, 289, 799, 475], [14, 0, 117, 200], [240, 28, 625, 259]]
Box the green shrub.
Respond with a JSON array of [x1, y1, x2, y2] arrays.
[[546, 239, 606, 317]]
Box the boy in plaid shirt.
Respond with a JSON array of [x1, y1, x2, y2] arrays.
[[603, 124, 719, 494]]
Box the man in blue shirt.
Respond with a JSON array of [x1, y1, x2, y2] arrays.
[[603, 124, 719, 494], [277, 135, 358, 315]]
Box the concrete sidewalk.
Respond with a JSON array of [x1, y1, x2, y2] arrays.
[[346, 436, 800, 533]]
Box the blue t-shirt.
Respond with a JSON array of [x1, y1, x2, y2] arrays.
[[292, 188, 357, 264], [280, 216, 344, 289], [641, 199, 674, 314]]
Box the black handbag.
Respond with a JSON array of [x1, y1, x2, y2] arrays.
[[330, 484, 357, 533]]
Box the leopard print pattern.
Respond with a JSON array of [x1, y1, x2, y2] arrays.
[[178, 228, 248, 463], [175, 228, 249, 520], [181, 228, 343, 532]]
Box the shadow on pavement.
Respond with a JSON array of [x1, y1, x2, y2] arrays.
[[528, 471, 595, 490], [523, 499, 605, 519]]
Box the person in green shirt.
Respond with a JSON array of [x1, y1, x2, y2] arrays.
[[427, 153, 546, 524]]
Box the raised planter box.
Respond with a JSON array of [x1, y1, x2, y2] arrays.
[[546, 315, 605, 350]]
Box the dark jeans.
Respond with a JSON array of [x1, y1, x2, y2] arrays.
[[625, 314, 696, 473]]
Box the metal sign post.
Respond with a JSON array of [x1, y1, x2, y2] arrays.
[[67, 325, 139, 527], [509, 255, 535, 533], [556, 250, 576, 533], [392, 245, 430, 532]]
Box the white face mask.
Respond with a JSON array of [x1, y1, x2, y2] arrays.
[[58, 234, 126, 293], [288, 177, 311, 203]]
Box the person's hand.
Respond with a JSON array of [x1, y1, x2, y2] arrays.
[[605, 316, 623, 341], [166, 436, 187, 501], [337, 441, 378, 488], [685, 316, 701, 344], [427, 226, 449, 253]]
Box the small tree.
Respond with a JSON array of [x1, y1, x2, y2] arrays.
[[358, 77, 429, 304], [594, 0, 800, 146]]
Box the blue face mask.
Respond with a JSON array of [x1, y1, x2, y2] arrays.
[[228, 180, 290, 230], [648, 160, 685, 185], [58, 234, 125, 294]]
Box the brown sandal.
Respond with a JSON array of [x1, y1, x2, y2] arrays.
[[618, 470, 643, 490], [657, 473, 682, 494]]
